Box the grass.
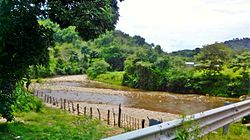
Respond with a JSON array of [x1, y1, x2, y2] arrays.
[[95, 71, 125, 85], [201, 122, 250, 140], [0, 107, 112, 140]]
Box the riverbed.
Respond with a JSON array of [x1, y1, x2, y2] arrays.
[[30, 75, 239, 115]]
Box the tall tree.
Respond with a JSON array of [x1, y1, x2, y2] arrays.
[[0, 0, 122, 121], [195, 43, 233, 76]]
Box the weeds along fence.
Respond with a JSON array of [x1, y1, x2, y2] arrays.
[[34, 90, 146, 130]]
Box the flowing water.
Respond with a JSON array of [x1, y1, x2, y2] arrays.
[[36, 75, 239, 115]]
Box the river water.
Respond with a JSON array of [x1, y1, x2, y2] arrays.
[[36, 75, 239, 115]]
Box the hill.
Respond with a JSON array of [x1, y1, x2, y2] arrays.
[[224, 38, 250, 51]]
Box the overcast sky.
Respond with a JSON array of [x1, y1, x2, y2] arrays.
[[115, 0, 250, 52]]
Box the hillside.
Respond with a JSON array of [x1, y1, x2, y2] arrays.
[[224, 38, 250, 51]]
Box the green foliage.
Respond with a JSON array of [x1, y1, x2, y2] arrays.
[[0, 107, 110, 140], [195, 43, 233, 75], [95, 71, 125, 85], [0, 0, 121, 121], [202, 122, 250, 140], [87, 60, 110, 79], [175, 115, 200, 140], [12, 83, 43, 113], [102, 46, 126, 71], [123, 54, 170, 90]]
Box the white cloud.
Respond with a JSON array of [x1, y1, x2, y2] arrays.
[[116, 0, 250, 52]]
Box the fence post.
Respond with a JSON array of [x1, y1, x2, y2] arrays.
[[68, 100, 71, 112], [142, 119, 145, 128], [44, 95, 46, 103], [90, 107, 93, 119], [71, 102, 75, 113], [63, 99, 66, 110], [60, 98, 63, 109], [107, 110, 110, 125], [137, 119, 140, 129], [97, 108, 101, 120], [84, 106, 87, 115], [126, 115, 128, 128], [77, 104, 80, 115], [134, 118, 136, 130], [223, 102, 231, 135], [52, 97, 55, 105], [113, 110, 116, 126], [118, 104, 122, 127], [47, 96, 49, 103]]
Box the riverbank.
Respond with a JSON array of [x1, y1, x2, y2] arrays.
[[30, 75, 238, 114]]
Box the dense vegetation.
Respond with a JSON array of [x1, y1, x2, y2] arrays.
[[28, 20, 250, 98], [0, 0, 122, 121]]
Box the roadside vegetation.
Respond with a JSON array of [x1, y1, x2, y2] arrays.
[[202, 123, 250, 140], [0, 107, 111, 140], [0, 83, 114, 140]]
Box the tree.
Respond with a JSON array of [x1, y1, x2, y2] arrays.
[[195, 43, 233, 76], [231, 51, 250, 77], [102, 46, 126, 71], [0, 0, 122, 121], [86, 60, 110, 79], [154, 45, 164, 54]]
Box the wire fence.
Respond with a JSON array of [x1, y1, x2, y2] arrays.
[[34, 90, 146, 130]]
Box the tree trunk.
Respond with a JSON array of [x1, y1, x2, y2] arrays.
[[0, 77, 17, 122]]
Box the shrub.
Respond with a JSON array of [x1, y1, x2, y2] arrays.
[[86, 60, 110, 79], [12, 82, 43, 113]]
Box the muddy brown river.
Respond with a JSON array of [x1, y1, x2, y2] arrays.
[[32, 75, 239, 115]]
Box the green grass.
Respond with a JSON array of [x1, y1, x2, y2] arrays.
[[95, 71, 125, 85], [202, 122, 250, 140], [0, 107, 111, 140]]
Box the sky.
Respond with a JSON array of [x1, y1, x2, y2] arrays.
[[115, 0, 250, 52]]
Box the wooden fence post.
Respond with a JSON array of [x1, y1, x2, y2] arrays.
[[60, 98, 63, 109], [113, 109, 116, 126], [71, 102, 75, 113], [52, 97, 55, 105], [84, 107, 86, 115], [63, 99, 66, 110], [56, 99, 59, 107], [44, 95, 46, 103], [77, 104, 80, 115], [46, 95, 49, 103], [118, 104, 122, 127], [90, 107, 93, 119], [97, 108, 101, 120], [68, 100, 71, 112], [107, 110, 110, 125], [137, 119, 140, 129], [142, 119, 145, 128], [126, 115, 128, 128], [50, 96, 52, 104]]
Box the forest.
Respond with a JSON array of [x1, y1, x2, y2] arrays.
[[29, 19, 250, 98]]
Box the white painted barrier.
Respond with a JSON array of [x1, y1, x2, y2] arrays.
[[103, 99, 250, 140]]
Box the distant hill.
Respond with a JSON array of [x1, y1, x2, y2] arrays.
[[169, 48, 201, 58], [169, 38, 250, 58], [224, 38, 250, 51]]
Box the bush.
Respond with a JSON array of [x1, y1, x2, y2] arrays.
[[12, 82, 43, 113], [86, 60, 110, 79]]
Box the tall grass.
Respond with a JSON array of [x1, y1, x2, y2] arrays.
[[95, 71, 125, 85]]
